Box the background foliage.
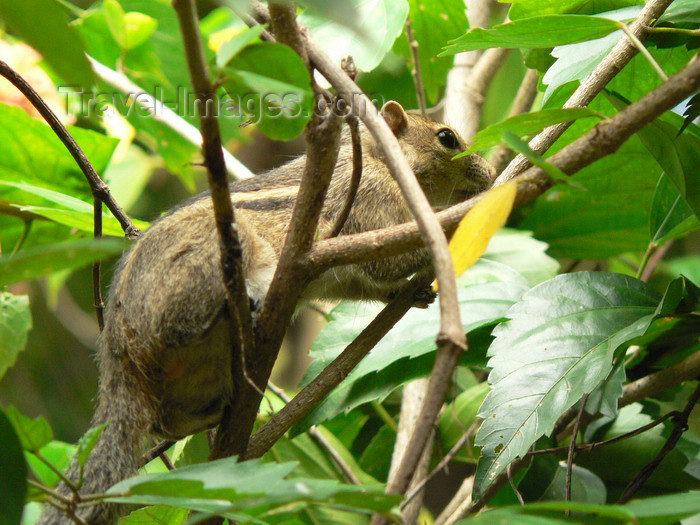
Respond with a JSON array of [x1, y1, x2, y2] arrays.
[[1, 0, 700, 523]]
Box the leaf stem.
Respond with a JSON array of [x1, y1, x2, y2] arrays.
[[620, 23, 669, 81]]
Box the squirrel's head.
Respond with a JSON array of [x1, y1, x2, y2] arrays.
[[380, 100, 496, 208]]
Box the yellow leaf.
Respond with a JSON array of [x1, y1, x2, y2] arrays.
[[434, 181, 517, 291]]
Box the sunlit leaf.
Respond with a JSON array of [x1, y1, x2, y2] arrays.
[[438, 181, 517, 289], [4, 406, 53, 453], [441, 15, 622, 55], [0, 293, 32, 382]]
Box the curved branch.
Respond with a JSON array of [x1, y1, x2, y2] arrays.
[[0, 60, 139, 239]]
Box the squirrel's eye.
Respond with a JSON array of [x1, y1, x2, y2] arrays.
[[437, 128, 459, 149]]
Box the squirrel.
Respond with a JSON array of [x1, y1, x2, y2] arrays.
[[38, 101, 496, 524]]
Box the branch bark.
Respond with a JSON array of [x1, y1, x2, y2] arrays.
[[172, 0, 255, 461], [496, 0, 676, 183]]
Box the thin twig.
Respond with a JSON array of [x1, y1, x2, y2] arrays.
[[620, 23, 668, 81], [142, 439, 175, 465], [28, 479, 73, 504], [0, 61, 140, 238], [33, 451, 79, 494], [92, 200, 104, 330], [172, 0, 255, 463], [497, 0, 676, 183], [618, 381, 700, 503], [405, 16, 427, 117], [328, 113, 363, 238], [508, 461, 525, 505], [531, 411, 679, 457], [246, 275, 429, 459], [403, 418, 481, 508], [566, 394, 588, 515]]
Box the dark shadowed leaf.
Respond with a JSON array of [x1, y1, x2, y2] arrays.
[[0, 408, 26, 525], [0, 0, 94, 87]]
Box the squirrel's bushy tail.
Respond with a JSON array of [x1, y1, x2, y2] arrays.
[[38, 350, 148, 525]]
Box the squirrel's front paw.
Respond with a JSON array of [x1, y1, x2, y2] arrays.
[[413, 286, 437, 308]]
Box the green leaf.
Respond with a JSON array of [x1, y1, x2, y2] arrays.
[[0, 238, 126, 286], [26, 440, 75, 489], [464, 108, 601, 153], [539, 463, 607, 503], [103, 0, 127, 48], [216, 25, 265, 67], [650, 174, 699, 245], [0, 293, 32, 382], [481, 229, 560, 286], [502, 131, 583, 188], [299, 0, 409, 73], [77, 424, 106, 471], [4, 406, 53, 452], [0, 103, 118, 204], [392, 0, 469, 105], [0, 408, 26, 525], [0, 0, 94, 87], [438, 382, 490, 463], [474, 272, 661, 499], [222, 42, 314, 140], [108, 457, 399, 519], [507, 0, 644, 19], [540, 6, 642, 102], [119, 505, 188, 524], [441, 15, 622, 55], [295, 279, 528, 432], [659, 0, 700, 24], [122, 12, 158, 50]]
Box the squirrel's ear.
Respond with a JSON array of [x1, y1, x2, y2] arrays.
[[381, 101, 408, 135]]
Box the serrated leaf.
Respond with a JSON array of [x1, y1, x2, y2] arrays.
[[0, 238, 126, 286], [441, 15, 622, 55], [541, 6, 643, 102], [439, 181, 517, 290], [0, 408, 26, 525], [4, 406, 53, 452], [464, 108, 600, 153], [295, 279, 528, 432], [0, 292, 32, 382], [474, 272, 661, 498], [0, 0, 94, 87], [77, 424, 106, 471], [108, 457, 398, 519], [119, 505, 188, 524]]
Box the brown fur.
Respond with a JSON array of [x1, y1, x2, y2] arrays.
[[38, 102, 495, 524]]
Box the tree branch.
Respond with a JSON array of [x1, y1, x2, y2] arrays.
[[618, 381, 700, 503], [245, 275, 429, 459], [172, 0, 255, 461], [0, 60, 140, 239], [496, 0, 676, 183]]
